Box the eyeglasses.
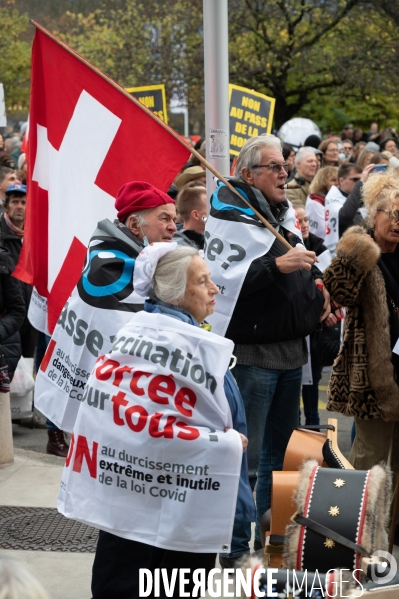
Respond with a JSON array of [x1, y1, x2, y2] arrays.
[[326, 148, 339, 153], [377, 209, 399, 222], [252, 163, 289, 173], [348, 177, 361, 182]]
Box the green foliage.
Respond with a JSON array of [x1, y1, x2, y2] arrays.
[[0, 2, 31, 117], [5, 0, 399, 132], [228, 0, 399, 129], [56, 0, 204, 109]]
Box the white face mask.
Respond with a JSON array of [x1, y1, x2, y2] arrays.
[[139, 222, 149, 247], [339, 152, 346, 161]]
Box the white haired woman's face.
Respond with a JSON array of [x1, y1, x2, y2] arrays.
[[373, 196, 399, 252], [179, 256, 219, 323]]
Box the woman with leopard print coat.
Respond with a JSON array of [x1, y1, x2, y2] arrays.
[[323, 169, 399, 473]]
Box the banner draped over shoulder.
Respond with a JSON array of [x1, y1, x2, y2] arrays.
[[204, 181, 302, 337], [34, 219, 144, 432], [58, 312, 242, 553], [14, 25, 189, 333], [306, 195, 326, 240], [324, 185, 346, 257]]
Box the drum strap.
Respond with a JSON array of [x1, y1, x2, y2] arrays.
[[292, 512, 371, 557]]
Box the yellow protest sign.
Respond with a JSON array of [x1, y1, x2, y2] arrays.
[[229, 84, 275, 156], [125, 84, 168, 124]]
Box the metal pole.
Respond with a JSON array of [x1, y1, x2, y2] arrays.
[[183, 108, 189, 139], [203, 0, 230, 193]]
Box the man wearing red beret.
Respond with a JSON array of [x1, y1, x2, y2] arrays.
[[35, 181, 178, 459], [115, 180, 177, 245]]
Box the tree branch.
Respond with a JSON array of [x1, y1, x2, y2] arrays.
[[285, 78, 341, 97], [298, 0, 361, 50]]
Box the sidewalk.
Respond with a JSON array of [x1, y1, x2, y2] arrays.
[[0, 446, 236, 598], [0, 448, 94, 599]]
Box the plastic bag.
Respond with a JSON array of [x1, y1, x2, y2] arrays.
[[10, 356, 35, 395]]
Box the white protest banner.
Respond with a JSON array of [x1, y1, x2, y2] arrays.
[[35, 219, 144, 432], [306, 195, 326, 239], [58, 311, 242, 553], [28, 288, 49, 336], [393, 338, 399, 356], [324, 185, 346, 256], [204, 182, 302, 336], [314, 248, 332, 273]]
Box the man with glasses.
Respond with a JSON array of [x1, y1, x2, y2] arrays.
[[342, 140, 354, 162], [325, 163, 373, 253], [205, 134, 329, 566]]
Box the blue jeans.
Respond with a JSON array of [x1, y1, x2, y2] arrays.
[[301, 363, 323, 426], [228, 364, 302, 553]]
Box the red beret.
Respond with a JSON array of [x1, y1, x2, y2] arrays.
[[115, 181, 175, 222]]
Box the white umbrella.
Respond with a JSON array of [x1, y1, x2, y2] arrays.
[[277, 118, 321, 149]]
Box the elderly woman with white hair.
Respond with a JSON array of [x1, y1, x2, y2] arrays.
[[60, 244, 255, 599], [323, 169, 399, 475]]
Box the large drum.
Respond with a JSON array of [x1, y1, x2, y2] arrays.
[[284, 460, 391, 572]]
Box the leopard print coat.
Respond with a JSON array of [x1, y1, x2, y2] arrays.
[[323, 226, 399, 421]]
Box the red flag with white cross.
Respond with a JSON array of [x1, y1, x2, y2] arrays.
[[14, 24, 189, 332]]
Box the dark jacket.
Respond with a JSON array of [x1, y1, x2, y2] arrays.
[[0, 247, 26, 379], [304, 232, 327, 256], [220, 181, 325, 345], [173, 229, 205, 250], [144, 299, 256, 522], [0, 216, 22, 266], [338, 181, 365, 236], [0, 215, 36, 356]]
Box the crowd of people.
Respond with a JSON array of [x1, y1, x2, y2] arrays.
[[0, 119, 399, 597]]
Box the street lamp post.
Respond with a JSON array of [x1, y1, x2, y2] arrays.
[[203, 0, 230, 193]]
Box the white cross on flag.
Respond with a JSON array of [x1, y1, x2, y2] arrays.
[[14, 24, 190, 332]]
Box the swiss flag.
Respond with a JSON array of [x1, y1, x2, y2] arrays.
[[14, 25, 190, 332]]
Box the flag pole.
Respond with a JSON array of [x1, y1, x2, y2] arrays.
[[30, 20, 292, 251]]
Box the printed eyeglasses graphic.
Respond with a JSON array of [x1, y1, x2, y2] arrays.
[[252, 162, 289, 173], [377, 209, 399, 222]]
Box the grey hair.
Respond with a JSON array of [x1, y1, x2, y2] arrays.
[[125, 208, 151, 227], [8, 137, 21, 151], [294, 147, 316, 167], [0, 556, 50, 599], [234, 134, 282, 181], [152, 246, 198, 305]]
